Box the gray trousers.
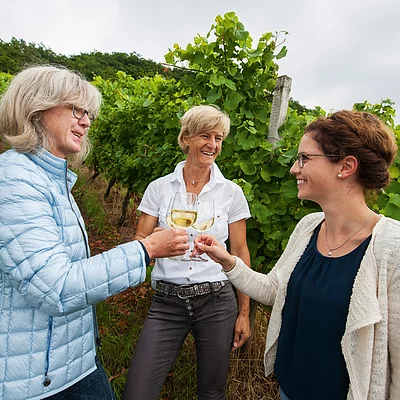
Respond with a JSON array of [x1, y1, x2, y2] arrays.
[[123, 282, 237, 400]]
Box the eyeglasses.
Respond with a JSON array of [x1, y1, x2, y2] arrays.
[[295, 152, 338, 168], [72, 105, 95, 122]]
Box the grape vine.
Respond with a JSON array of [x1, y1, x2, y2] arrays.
[[1, 13, 399, 272]]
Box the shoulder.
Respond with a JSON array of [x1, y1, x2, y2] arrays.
[[150, 170, 175, 186], [0, 150, 41, 183], [220, 179, 248, 207], [373, 215, 400, 249], [378, 215, 400, 230], [1, 149, 31, 167], [372, 216, 400, 280], [222, 178, 243, 193]]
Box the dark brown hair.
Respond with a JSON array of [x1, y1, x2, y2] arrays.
[[304, 110, 398, 190]]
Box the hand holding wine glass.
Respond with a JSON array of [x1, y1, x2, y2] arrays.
[[193, 233, 236, 270], [168, 192, 198, 261]]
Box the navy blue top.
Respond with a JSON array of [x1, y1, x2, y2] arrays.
[[275, 222, 371, 400]]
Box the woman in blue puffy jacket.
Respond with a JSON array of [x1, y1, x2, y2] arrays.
[[0, 65, 189, 400]]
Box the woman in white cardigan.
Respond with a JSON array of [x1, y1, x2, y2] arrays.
[[194, 110, 400, 400]]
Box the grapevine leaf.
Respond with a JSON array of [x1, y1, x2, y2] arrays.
[[236, 159, 256, 175], [225, 90, 244, 110], [279, 180, 298, 199], [275, 46, 288, 60], [207, 87, 222, 103]]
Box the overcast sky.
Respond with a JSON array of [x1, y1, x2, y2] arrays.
[[1, 0, 399, 121]]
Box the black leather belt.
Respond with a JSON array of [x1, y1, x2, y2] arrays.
[[155, 280, 229, 299]]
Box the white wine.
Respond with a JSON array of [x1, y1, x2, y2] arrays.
[[192, 217, 215, 232], [171, 209, 197, 228], [166, 214, 174, 228]]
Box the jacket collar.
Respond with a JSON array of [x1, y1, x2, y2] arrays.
[[26, 147, 78, 190]]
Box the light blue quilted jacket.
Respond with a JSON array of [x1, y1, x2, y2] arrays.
[[0, 148, 146, 400]]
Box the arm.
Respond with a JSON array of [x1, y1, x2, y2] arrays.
[[193, 237, 280, 305], [0, 179, 188, 317], [134, 212, 158, 240], [228, 219, 251, 351], [195, 213, 321, 304]]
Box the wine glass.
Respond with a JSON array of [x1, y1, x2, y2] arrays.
[[165, 197, 182, 260], [190, 198, 215, 262], [169, 192, 198, 261], [166, 197, 174, 229]]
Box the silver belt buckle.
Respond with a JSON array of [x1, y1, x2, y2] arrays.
[[177, 285, 194, 299]]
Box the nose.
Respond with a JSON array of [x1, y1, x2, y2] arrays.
[[208, 137, 217, 148], [78, 114, 91, 128], [290, 159, 300, 175]]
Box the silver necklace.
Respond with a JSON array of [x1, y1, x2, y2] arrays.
[[183, 172, 210, 185], [325, 211, 374, 257]]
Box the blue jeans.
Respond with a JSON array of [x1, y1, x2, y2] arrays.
[[123, 282, 238, 400], [280, 387, 290, 400], [43, 357, 115, 400]]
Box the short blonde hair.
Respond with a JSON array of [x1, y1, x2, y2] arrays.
[[178, 105, 230, 153], [0, 65, 102, 163]]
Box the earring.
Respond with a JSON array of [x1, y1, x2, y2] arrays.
[[338, 173, 343, 178]]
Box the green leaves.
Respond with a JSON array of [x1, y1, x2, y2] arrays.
[[225, 90, 244, 110], [209, 72, 225, 86], [0, 72, 12, 94], [86, 13, 320, 273], [85, 13, 400, 276], [206, 87, 222, 103], [382, 193, 400, 220]]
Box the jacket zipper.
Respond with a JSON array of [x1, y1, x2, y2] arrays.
[[63, 165, 102, 350], [43, 317, 53, 386]]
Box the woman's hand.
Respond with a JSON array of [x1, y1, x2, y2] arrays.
[[141, 228, 189, 259], [193, 234, 236, 271]]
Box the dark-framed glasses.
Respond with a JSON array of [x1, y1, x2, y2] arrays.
[[72, 105, 95, 122], [295, 152, 338, 168]]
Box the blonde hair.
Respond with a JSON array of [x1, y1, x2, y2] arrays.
[[178, 105, 230, 153], [0, 65, 102, 163]]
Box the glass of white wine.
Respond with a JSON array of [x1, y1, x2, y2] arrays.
[[190, 198, 215, 262], [166, 197, 174, 229], [169, 192, 198, 261]]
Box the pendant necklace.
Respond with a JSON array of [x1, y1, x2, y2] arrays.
[[325, 211, 374, 257], [183, 171, 210, 185]]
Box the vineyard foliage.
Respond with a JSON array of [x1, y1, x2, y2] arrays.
[[1, 13, 400, 272], [0, 72, 12, 94]]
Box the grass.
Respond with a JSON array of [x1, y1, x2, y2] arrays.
[[73, 166, 280, 400]]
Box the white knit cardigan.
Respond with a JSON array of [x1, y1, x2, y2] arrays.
[[226, 212, 400, 400]]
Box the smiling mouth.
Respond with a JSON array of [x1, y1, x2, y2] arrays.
[[201, 151, 215, 156], [297, 179, 307, 185], [72, 132, 83, 139]]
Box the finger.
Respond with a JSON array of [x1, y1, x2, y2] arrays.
[[232, 334, 250, 351], [175, 229, 190, 240], [232, 332, 241, 351], [196, 234, 215, 246]]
